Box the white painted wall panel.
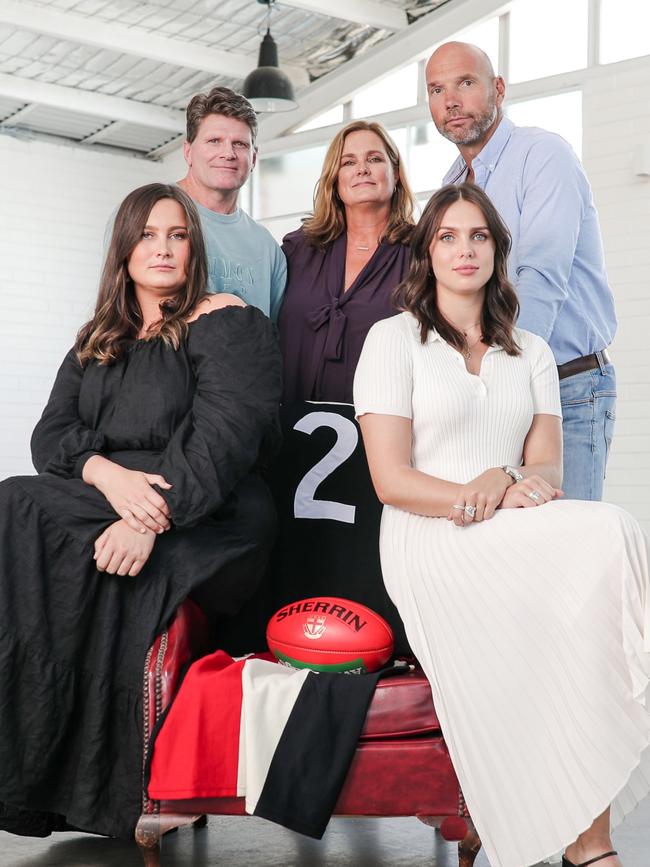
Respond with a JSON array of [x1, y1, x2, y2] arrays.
[[584, 58, 650, 534], [0, 136, 178, 478]]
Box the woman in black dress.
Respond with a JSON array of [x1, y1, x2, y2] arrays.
[[0, 183, 282, 840]]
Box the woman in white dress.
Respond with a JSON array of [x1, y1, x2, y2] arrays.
[[353, 183, 650, 867]]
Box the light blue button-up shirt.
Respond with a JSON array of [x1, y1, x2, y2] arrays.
[[442, 117, 616, 364]]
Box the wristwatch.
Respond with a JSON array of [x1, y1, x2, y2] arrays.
[[501, 465, 523, 483]]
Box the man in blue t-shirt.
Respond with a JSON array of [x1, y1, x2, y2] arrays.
[[425, 41, 617, 501], [177, 86, 286, 321]]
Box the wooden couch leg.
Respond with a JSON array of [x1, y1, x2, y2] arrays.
[[136, 812, 206, 865], [458, 828, 482, 867], [135, 814, 161, 867]]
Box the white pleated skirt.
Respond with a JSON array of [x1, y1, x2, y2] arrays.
[[380, 499, 650, 867]]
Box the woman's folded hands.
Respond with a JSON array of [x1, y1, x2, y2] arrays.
[[447, 468, 563, 527], [500, 474, 563, 509], [94, 519, 155, 577], [82, 455, 172, 533]]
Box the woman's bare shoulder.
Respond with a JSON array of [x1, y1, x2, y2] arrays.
[[187, 293, 246, 322]]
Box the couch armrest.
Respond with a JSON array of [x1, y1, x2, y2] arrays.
[[143, 599, 211, 815], [145, 599, 211, 725]]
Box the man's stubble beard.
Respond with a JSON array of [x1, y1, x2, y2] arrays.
[[438, 95, 498, 146]]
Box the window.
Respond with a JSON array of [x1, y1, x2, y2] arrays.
[[506, 91, 582, 159], [254, 145, 327, 220], [509, 0, 588, 82], [426, 16, 500, 73], [415, 193, 432, 217], [258, 214, 301, 245], [600, 0, 650, 64], [295, 105, 344, 134], [386, 125, 408, 159], [239, 177, 252, 214], [351, 63, 418, 118], [408, 122, 458, 194]]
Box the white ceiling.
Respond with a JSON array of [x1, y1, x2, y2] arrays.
[[0, 0, 456, 158]]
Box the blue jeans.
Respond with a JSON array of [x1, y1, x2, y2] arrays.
[[559, 356, 616, 501]]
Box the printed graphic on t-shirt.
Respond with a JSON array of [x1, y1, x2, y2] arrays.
[[208, 255, 257, 298]]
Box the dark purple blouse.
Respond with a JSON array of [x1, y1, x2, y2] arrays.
[[278, 227, 411, 404]]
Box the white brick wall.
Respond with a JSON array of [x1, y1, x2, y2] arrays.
[[584, 57, 650, 534], [0, 135, 182, 479]]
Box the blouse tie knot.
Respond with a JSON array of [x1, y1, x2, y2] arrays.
[[306, 300, 347, 361]]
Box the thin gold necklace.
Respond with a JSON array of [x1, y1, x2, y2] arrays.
[[348, 232, 379, 252], [464, 332, 483, 360], [352, 239, 377, 252], [448, 320, 483, 360]]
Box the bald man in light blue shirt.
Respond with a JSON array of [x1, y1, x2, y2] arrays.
[[427, 41, 617, 501]]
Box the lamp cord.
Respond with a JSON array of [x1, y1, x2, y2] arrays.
[[257, 0, 275, 38]]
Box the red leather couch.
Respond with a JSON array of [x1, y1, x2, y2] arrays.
[[136, 600, 480, 867], [135, 404, 482, 866]]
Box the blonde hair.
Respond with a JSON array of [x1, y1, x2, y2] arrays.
[[302, 120, 415, 250]]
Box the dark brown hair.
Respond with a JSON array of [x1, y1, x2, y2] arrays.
[[396, 183, 520, 355], [186, 85, 258, 145], [75, 183, 208, 366], [302, 120, 415, 250]]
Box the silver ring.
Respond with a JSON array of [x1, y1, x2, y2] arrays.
[[528, 490, 542, 502], [452, 504, 465, 510], [464, 505, 477, 518]]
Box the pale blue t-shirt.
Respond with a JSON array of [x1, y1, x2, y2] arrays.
[[195, 202, 286, 322]]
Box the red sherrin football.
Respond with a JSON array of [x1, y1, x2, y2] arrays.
[[267, 596, 394, 674]]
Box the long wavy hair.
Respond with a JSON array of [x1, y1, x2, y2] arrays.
[[75, 183, 208, 366], [396, 183, 521, 355], [302, 120, 415, 249]]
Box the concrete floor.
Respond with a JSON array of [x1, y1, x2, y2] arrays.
[[1, 797, 648, 867]]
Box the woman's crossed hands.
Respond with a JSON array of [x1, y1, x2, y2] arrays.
[[447, 468, 563, 527], [501, 475, 563, 510], [94, 520, 155, 577], [83, 456, 172, 534], [447, 468, 511, 527]]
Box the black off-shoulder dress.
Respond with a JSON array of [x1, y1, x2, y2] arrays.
[[0, 306, 282, 840]]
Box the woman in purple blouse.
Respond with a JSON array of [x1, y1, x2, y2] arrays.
[[279, 121, 416, 404]]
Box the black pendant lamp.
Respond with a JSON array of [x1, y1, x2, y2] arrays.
[[242, 0, 297, 113]]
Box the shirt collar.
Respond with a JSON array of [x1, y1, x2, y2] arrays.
[[428, 327, 504, 356], [473, 116, 514, 172], [408, 315, 503, 353], [445, 116, 515, 182]]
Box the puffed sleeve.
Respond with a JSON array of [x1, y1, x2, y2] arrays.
[[526, 331, 562, 417], [353, 316, 413, 419], [157, 306, 282, 529], [30, 349, 106, 477]]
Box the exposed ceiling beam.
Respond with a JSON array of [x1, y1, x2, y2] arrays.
[[0, 0, 308, 87], [0, 103, 38, 125], [0, 73, 185, 133], [79, 120, 125, 145], [147, 133, 186, 159], [259, 0, 509, 142], [280, 0, 408, 30]]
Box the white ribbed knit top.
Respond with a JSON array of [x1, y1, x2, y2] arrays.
[[353, 311, 561, 484]]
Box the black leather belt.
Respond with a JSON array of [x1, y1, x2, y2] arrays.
[[557, 349, 611, 380]]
